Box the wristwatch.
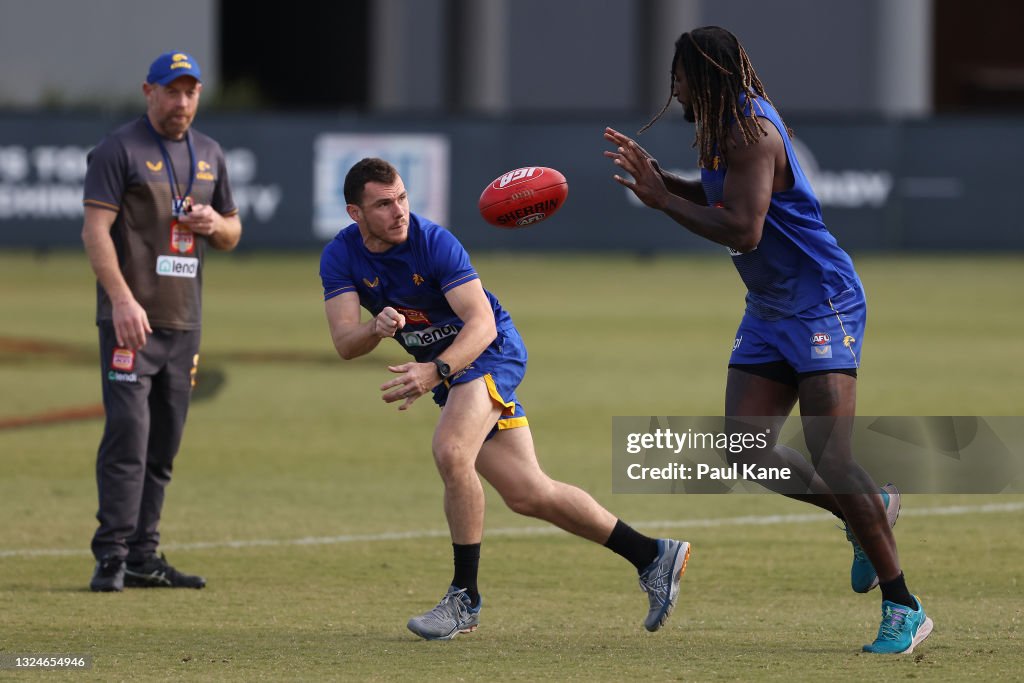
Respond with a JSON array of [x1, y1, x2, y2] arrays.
[[432, 357, 451, 381]]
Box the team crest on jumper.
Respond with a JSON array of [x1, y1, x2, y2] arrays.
[[111, 347, 135, 372], [843, 335, 856, 348], [196, 160, 215, 181], [170, 223, 195, 254], [412, 273, 425, 286], [146, 160, 164, 172], [363, 277, 380, 288]]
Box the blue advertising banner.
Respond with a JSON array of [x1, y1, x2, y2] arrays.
[[1, 113, 1021, 252]]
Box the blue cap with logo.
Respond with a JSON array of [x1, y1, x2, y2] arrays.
[[146, 51, 202, 86]]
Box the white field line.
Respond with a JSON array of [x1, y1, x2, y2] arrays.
[[1, 501, 1022, 559]]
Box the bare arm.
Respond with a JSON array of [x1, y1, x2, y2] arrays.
[[81, 206, 152, 349], [324, 291, 402, 360], [435, 279, 498, 373], [608, 121, 778, 253], [177, 204, 242, 251], [380, 279, 497, 411], [604, 127, 707, 205], [660, 170, 708, 205]]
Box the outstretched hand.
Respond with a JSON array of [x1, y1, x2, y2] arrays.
[[380, 362, 439, 411], [603, 127, 670, 210]]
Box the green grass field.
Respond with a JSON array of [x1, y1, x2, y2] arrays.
[[1, 251, 1022, 681]]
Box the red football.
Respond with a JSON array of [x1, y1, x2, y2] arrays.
[[478, 166, 569, 228]]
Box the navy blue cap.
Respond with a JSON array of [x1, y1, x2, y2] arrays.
[[146, 51, 202, 86]]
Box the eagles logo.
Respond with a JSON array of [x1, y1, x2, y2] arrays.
[[197, 160, 215, 181], [412, 273, 424, 286]]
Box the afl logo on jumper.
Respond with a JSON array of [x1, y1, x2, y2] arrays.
[[811, 332, 832, 359]]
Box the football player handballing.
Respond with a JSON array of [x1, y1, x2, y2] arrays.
[[321, 157, 690, 640]]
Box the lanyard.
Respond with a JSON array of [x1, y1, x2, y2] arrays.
[[143, 116, 196, 216]]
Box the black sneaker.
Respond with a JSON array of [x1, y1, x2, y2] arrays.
[[124, 553, 206, 589], [90, 554, 125, 592]]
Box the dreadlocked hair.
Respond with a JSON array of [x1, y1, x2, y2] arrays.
[[639, 26, 790, 170]]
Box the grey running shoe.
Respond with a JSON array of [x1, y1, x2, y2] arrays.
[[845, 483, 901, 593], [124, 553, 206, 589], [638, 539, 690, 632], [89, 554, 125, 592], [407, 586, 481, 641]]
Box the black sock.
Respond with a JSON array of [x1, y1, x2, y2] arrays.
[[451, 543, 481, 606], [604, 520, 660, 572], [879, 572, 916, 609]]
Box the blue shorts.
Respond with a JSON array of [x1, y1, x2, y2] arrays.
[[729, 286, 866, 375], [431, 326, 529, 436]]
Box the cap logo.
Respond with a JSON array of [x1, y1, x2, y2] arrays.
[[170, 53, 193, 71]]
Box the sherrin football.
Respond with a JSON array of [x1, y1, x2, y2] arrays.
[[478, 166, 569, 228]]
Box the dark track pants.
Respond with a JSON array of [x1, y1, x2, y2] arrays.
[[91, 323, 200, 563]]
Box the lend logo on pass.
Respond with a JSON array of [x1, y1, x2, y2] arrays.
[[156, 255, 199, 278]]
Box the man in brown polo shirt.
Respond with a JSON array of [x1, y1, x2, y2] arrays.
[[82, 51, 241, 592]]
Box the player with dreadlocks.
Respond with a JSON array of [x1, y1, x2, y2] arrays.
[[604, 26, 932, 655]]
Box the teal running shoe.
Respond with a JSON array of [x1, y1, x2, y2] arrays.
[[845, 483, 901, 593], [407, 586, 481, 640], [863, 595, 933, 654], [638, 538, 690, 632]]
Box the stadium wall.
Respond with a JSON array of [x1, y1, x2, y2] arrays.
[[0, 112, 1018, 252]]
